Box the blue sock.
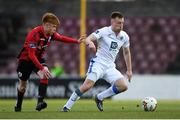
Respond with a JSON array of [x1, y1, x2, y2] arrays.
[[97, 85, 121, 101], [75, 89, 83, 97], [64, 89, 83, 109], [112, 84, 120, 94]]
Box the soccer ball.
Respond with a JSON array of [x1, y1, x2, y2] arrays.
[[141, 97, 157, 111]]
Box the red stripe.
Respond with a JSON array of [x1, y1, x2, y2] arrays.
[[40, 79, 48, 84]]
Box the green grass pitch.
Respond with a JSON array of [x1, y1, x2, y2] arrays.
[[0, 99, 180, 119]]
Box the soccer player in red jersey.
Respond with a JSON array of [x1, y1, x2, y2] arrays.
[[15, 12, 85, 112]]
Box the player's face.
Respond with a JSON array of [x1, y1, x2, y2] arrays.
[[111, 17, 124, 32], [43, 22, 57, 35]]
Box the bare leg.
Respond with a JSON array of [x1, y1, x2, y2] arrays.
[[15, 80, 27, 112], [63, 79, 95, 111]]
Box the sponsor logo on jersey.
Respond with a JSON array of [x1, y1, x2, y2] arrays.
[[109, 41, 118, 51], [110, 41, 118, 49]]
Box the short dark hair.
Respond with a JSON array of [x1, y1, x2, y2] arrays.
[[42, 12, 60, 26], [111, 11, 124, 19]]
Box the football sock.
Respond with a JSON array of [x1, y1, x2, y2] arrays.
[[64, 89, 83, 109], [97, 84, 120, 101], [38, 79, 48, 103], [16, 88, 25, 108]]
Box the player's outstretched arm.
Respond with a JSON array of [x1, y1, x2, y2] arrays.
[[85, 34, 96, 53], [54, 32, 85, 44], [77, 34, 86, 43], [123, 47, 132, 82]]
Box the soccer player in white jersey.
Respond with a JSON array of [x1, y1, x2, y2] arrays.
[[62, 11, 132, 112]]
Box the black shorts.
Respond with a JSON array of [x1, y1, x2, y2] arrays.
[[17, 59, 47, 81]]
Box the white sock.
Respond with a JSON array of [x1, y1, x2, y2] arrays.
[[97, 85, 120, 101], [64, 91, 80, 109]]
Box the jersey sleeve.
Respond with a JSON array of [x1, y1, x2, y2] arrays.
[[122, 32, 130, 48], [28, 49, 44, 70], [53, 32, 79, 43], [92, 29, 103, 40], [26, 29, 44, 70]]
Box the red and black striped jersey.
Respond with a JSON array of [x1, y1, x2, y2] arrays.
[[18, 25, 79, 70]]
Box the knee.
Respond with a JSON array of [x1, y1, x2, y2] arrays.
[[18, 81, 27, 93], [115, 80, 128, 92], [122, 85, 128, 92], [116, 84, 128, 92], [18, 85, 26, 93], [37, 66, 50, 79]]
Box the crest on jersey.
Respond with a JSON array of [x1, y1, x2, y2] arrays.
[[29, 43, 36, 48], [95, 30, 99, 34]]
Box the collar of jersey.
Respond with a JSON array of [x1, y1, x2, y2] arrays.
[[108, 26, 121, 36], [108, 26, 121, 38]]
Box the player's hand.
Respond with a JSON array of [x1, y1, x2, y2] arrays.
[[40, 67, 52, 79], [126, 70, 132, 82], [87, 42, 96, 53], [78, 34, 86, 43]]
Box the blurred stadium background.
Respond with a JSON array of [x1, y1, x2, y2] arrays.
[[0, 0, 180, 100]]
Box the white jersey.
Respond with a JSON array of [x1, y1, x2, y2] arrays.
[[92, 26, 130, 65]]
